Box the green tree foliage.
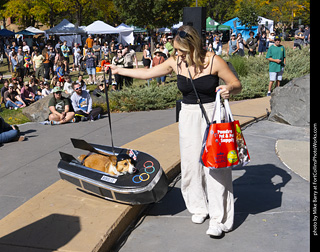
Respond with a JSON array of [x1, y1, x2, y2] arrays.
[[1, 0, 119, 28], [191, 0, 236, 23], [236, 0, 261, 28], [113, 0, 191, 29]]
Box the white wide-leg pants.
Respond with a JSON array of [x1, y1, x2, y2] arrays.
[[179, 102, 234, 232]]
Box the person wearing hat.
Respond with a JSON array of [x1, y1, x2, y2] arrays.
[[294, 25, 304, 50], [152, 49, 166, 85], [228, 33, 239, 56], [3, 83, 26, 109], [268, 31, 276, 48], [48, 86, 75, 125], [266, 35, 286, 96], [165, 35, 174, 56], [246, 31, 258, 57]]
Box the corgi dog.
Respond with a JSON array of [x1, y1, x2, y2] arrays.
[[78, 153, 136, 176]]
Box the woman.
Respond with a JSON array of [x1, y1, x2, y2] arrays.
[[109, 25, 242, 237], [112, 49, 125, 90], [48, 87, 75, 125], [228, 33, 239, 56], [152, 49, 166, 85], [142, 44, 152, 69], [42, 47, 51, 80]]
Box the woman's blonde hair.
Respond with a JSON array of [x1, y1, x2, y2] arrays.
[[172, 25, 207, 72]]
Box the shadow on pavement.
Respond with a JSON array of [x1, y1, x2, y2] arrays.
[[0, 214, 81, 251], [233, 163, 292, 230]]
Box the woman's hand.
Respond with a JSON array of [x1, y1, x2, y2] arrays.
[[108, 64, 119, 75], [216, 85, 232, 99]]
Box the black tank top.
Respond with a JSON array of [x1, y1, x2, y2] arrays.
[[177, 55, 219, 104]]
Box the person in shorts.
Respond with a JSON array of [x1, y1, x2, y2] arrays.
[[266, 36, 286, 96], [84, 49, 97, 84]]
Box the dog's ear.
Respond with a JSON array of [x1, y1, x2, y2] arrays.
[[110, 155, 117, 166]]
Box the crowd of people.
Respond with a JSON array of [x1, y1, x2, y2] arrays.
[[206, 24, 310, 57], [0, 24, 310, 143]]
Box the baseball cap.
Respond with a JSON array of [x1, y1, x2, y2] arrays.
[[274, 36, 281, 41], [52, 87, 62, 93]]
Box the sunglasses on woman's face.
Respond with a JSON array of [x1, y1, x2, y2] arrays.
[[178, 30, 191, 39]]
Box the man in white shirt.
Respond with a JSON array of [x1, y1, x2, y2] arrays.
[[72, 43, 81, 71], [22, 41, 30, 54]]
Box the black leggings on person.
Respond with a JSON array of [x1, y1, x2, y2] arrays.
[[74, 107, 102, 121]]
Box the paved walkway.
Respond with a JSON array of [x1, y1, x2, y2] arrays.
[[115, 120, 310, 252], [0, 109, 176, 219], [0, 97, 310, 251]]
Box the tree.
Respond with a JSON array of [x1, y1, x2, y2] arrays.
[[236, 0, 261, 28], [191, 0, 236, 23], [269, 0, 310, 29], [113, 0, 191, 29], [1, 0, 36, 28]]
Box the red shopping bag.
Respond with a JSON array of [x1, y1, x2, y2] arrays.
[[201, 121, 239, 168], [200, 91, 250, 169]]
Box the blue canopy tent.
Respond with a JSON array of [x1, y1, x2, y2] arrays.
[[0, 29, 15, 37], [223, 17, 258, 40], [16, 30, 36, 36]]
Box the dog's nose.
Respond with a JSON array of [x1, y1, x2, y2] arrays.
[[132, 167, 137, 173]]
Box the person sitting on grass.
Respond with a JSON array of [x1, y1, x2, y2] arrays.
[[20, 82, 41, 105], [4, 83, 26, 109], [41, 81, 52, 97], [63, 75, 73, 96], [48, 87, 75, 125], [0, 116, 25, 144], [70, 82, 102, 121]]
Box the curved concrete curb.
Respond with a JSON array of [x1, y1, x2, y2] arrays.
[[275, 140, 310, 181]]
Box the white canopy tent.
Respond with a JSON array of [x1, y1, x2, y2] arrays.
[[116, 23, 134, 45], [158, 22, 183, 33], [25, 26, 45, 34], [45, 19, 86, 47], [45, 19, 86, 35], [258, 16, 274, 33], [85, 20, 118, 34]]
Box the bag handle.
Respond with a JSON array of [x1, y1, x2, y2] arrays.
[[223, 99, 234, 122], [213, 89, 222, 123]]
